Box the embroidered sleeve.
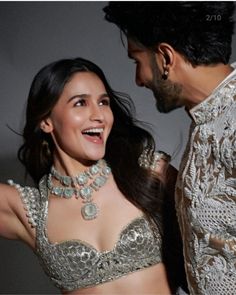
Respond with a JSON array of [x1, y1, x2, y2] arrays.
[[138, 149, 171, 171], [208, 234, 236, 254], [7, 180, 40, 228]]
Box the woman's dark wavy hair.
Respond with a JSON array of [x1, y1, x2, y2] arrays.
[[18, 57, 163, 221], [104, 1, 235, 66]]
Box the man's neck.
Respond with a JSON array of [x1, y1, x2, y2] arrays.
[[182, 63, 234, 109]]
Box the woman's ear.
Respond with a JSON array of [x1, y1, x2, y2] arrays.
[[40, 118, 53, 133]]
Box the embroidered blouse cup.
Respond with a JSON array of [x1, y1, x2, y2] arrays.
[[8, 158, 163, 291]]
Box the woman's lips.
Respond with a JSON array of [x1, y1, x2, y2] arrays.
[[82, 127, 104, 144], [83, 133, 103, 144]]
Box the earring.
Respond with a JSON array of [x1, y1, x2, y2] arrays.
[[42, 140, 51, 157], [162, 69, 169, 80]]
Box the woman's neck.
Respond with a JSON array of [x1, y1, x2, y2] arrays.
[[52, 151, 98, 177]]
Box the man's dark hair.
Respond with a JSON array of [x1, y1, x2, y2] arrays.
[[104, 1, 235, 66]]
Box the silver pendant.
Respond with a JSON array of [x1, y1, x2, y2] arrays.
[[81, 203, 98, 220]]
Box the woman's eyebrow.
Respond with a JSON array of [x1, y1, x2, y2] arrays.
[[67, 93, 109, 103], [67, 94, 89, 103], [100, 93, 109, 98]]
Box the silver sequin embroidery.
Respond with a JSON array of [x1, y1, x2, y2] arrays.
[[12, 176, 162, 291], [176, 66, 236, 295]]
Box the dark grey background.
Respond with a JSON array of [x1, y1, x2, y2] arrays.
[[0, 2, 235, 293]]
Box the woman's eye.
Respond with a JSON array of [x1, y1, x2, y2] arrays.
[[74, 99, 86, 107], [99, 99, 110, 106]]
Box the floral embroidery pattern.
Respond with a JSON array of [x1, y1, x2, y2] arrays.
[[176, 73, 236, 295]]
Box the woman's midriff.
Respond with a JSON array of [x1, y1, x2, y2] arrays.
[[63, 263, 172, 295]]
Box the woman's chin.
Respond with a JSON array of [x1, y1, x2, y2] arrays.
[[84, 151, 106, 163]]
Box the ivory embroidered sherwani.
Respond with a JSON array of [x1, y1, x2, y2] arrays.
[[176, 65, 236, 295]]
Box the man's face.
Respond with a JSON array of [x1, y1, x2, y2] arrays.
[[128, 40, 184, 113]]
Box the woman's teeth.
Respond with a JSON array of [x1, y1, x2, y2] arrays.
[[83, 128, 104, 134], [82, 128, 104, 137]]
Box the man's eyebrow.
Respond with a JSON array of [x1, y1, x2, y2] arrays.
[[128, 52, 133, 59], [128, 49, 141, 59], [128, 51, 136, 59]]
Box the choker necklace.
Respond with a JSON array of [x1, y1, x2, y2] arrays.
[[47, 159, 111, 220]]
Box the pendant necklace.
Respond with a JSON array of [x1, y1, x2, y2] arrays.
[[47, 159, 111, 220]]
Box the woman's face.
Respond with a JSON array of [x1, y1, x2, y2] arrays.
[[41, 72, 114, 164]]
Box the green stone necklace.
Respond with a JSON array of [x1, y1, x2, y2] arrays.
[[47, 159, 111, 220]]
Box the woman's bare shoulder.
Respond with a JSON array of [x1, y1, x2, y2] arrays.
[[0, 182, 21, 207]]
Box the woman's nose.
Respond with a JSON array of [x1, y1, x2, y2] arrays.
[[89, 105, 104, 121]]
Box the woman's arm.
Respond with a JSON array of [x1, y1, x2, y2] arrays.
[[0, 184, 31, 242], [147, 154, 189, 293]]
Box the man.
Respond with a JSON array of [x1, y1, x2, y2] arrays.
[[104, 2, 236, 294]]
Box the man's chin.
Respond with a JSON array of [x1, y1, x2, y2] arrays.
[[155, 102, 181, 113], [155, 100, 169, 113]]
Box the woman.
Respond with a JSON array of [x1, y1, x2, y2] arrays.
[[0, 57, 181, 294]]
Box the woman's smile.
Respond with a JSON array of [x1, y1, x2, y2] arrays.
[[82, 127, 105, 144], [41, 71, 114, 163]]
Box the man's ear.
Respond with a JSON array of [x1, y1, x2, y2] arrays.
[[40, 118, 53, 133], [156, 43, 175, 69]]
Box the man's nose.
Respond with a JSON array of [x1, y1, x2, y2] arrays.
[[135, 72, 144, 87]]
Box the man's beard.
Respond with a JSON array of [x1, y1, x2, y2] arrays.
[[148, 56, 184, 113]]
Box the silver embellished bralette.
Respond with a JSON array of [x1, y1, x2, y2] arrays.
[[12, 176, 163, 291]]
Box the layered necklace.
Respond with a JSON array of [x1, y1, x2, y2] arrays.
[[47, 159, 111, 220]]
